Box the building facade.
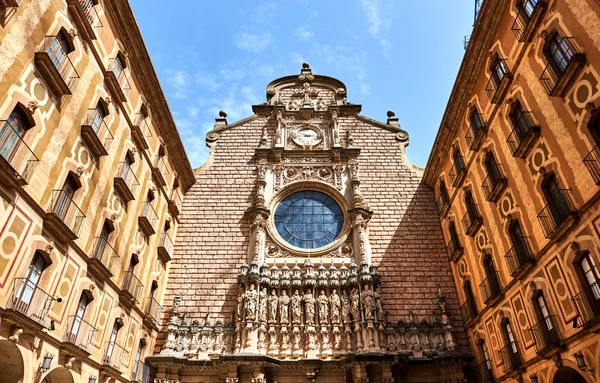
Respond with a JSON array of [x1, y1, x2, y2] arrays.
[[423, 0, 600, 383], [147, 64, 471, 383], [0, 1, 194, 383]]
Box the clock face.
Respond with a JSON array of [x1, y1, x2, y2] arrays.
[[295, 128, 320, 147]]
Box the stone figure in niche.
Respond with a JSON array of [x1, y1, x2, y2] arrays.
[[236, 292, 245, 321], [245, 285, 257, 321], [351, 288, 361, 322], [279, 290, 290, 324], [268, 290, 278, 324], [374, 289, 383, 321], [341, 291, 351, 325], [318, 290, 329, 325], [362, 288, 375, 321], [303, 289, 316, 325], [291, 289, 302, 324], [259, 288, 268, 323], [329, 289, 341, 325]]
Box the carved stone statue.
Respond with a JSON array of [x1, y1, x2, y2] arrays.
[[374, 290, 383, 320], [259, 288, 268, 323], [303, 289, 316, 325], [245, 285, 257, 321], [268, 290, 278, 324], [351, 288, 361, 322], [236, 292, 245, 321], [362, 288, 375, 321], [330, 289, 341, 325], [291, 289, 302, 324], [342, 291, 351, 325], [279, 290, 290, 324], [318, 290, 329, 325]]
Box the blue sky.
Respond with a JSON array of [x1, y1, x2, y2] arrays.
[[130, 0, 474, 169]]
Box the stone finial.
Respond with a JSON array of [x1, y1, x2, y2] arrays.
[[27, 100, 38, 113], [215, 110, 228, 128], [76, 166, 84, 177], [570, 241, 580, 253], [110, 213, 117, 222], [219, 110, 227, 118], [45, 241, 55, 254], [302, 62, 310, 70], [89, 283, 96, 292], [104, 96, 112, 105], [387, 110, 400, 127], [387, 110, 395, 118]]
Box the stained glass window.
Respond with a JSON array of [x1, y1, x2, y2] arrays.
[[274, 191, 344, 249]]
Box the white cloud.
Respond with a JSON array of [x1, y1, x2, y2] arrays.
[[359, 83, 370, 95], [357, 0, 393, 56], [290, 52, 305, 65], [220, 68, 246, 82], [295, 26, 314, 41], [234, 31, 273, 53], [195, 73, 222, 91]]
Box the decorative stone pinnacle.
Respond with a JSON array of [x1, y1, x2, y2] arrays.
[[219, 110, 227, 118], [387, 110, 395, 118], [302, 62, 310, 70]]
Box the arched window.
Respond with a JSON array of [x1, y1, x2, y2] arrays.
[[451, 148, 466, 187], [0, 105, 34, 161], [446, 220, 463, 262], [437, 179, 451, 217], [490, 55, 509, 87], [531, 291, 560, 353], [463, 190, 482, 236], [48, 30, 74, 73], [517, 0, 538, 19], [476, 340, 494, 382], [14, 252, 47, 310], [132, 340, 146, 380], [92, 220, 114, 262], [546, 32, 574, 75], [579, 252, 600, 299], [500, 319, 522, 370], [104, 319, 122, 363], [482, 255, 501, 302], [462, 280, 478, 321], [68, 292, 91, 342], [506, 220, 532, 275], [89, 100, 107, 134], [482, 151, 507, 202], [540, 173, 575, 237]]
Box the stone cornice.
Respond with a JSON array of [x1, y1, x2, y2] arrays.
[[422, 0, 511, 188], [103, 0, 195, 193]]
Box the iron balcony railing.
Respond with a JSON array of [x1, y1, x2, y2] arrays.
[[159, 231, 174, 258], [77, 0, 103, 32], [462, 204, 482, 235], [49, 189, 86, 237], [116, 162, 140, 196], [480, 272, 502, 304], [140, 201, 159, 234], [135, 114, 153, 138], [529, 315, 561, 354], [486, 59, 511, 104], [511, 0, 545, 41], [436, 189, 451, 217], [446, 234, 463, 262], [499, 341, 523, 373], [481, 163, 507, 201], [475, 360, 495, 383], [504, 236, 534, 276], [122, 270, 144, 304], [540, 37, 582, 95], [40, 36, 79, 91], [153, 155, 169, 175], [0, 119, 39, 184], [449, 156, 466, 187], [460, 298, 477, 323], [571, 281, 600, 327], [537, 189, 576, 238], [146, 296, 163, 325], [102, 340, 128, 371], [7, 278, 55, 327], [84, 108, 114, 152], [91, 237, 121, 276], [584, 145, 600, 185], [465, 113, 487, 150], [108, 58, 131, 97], [170, 188, 183, 213], [507, 111, 539, 157], [63, 315, 98, 354]]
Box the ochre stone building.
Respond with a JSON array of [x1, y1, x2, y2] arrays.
[[0, 1, 194, 383], [424, 0, 600, 383]]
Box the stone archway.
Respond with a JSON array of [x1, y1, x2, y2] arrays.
[[0, 339, 25, 383], [553, 366, 588, 383], [41, 367, 75, 383]]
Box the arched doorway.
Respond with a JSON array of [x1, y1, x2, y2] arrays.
[[553, 366, 587, 383], [0, 339, 25, 383], [41, 367, 75, 383]]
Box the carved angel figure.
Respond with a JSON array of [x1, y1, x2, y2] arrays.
[[329, 289, 341, 325], [362, 288, 375, 321], [268, 290, 278, 324], [236, 292, 245, 321], [318, 290, 329, 325], [291, 289, 302, 324], [351, 288, 361, 322], [259, 288, 268, 323], [245, 285, 257, 321], [341, 291, 351, 325], [303, 289, 316, 325], [374, 290, 383, 321], [279, 290, 290, 324]]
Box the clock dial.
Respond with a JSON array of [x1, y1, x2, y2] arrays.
[[295, 128, 320, 147]]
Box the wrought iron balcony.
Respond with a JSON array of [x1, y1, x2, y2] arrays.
[[102, 340, 128, 371], [34, 36, 79, 95], [479, 272, 502, 304], [131, 363, 145, 383], [446, 235, 463, 263], [152, 155, 169, 187], [507, 111, 540, 158], [540, 37, 585, 97], [529, 315, 561, 355], [0, 0, 21, 7], [63, 315, 98, 355], [121, 270, 144, 305], [138, 201, 158, 237], [0, 120, 39, 186], [465, 114, 487, 151], [449, 157, 467, 187], [485, 60, 512, 104], [462, 204, 483, 237], [146, 296, 163, 325], [504, 236, 534, 277], [114, 162, 140, 203], [66, 0, 103, 40], [511, 0, 547, 42], [481, 163, 507, 202], [105, 59, 131, 102], [132, 113, 153, 150], [460, 298, 477, 323], [436, 190, 451, 218], [584, 144, 600, 185], [158, 231, 174, 263], [5, 278, 56, 328], [475, 360, 495, 383], [168, 188, 183, 217], [89, 237, 121, 278], [537, 189, 577, 238], [498, 342, 523, 373], [44, 189, 86, 241], [571, 282, 600, 327], [80, 108, 113, 157]]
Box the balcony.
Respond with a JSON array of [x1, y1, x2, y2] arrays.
[[102, 341, 128, 372], [88, 237, 121, 280], [475, 360, 495, 383], [35, 36, 79, 95], [80, 108, 114, 157], [498, 342, 523, 373], [144, 296, 163, 330], [138, 202, 158, 237], [436, 191, 451, 218], [0, 120, 39, 187], [62, 315, 98, 357], [0, 0, 21, 7], [132, 114, 152, 150], [571, 282, 600, 327], [465, 114, 487, 151], [168, 188, 183, 217], [449, 157, 467, 188], [460, 298, 477, 323], [511, 0, 547, 42], [462, 205, 483, 237], [540, 37, 585, 97], [446, 236, 463, 263], [152, 155, 169, 187], [485, 60, 512, 104], [584, 145, 600, 185], [105, 59, 131, 103], [481, 164, 508, 202], [479, 272, 502, 305], [120, 270, 144, 309], [504, 237, 535, 277], [537, 189, 578, 238], [66, 0, 103, 40], [44, 189, 85, 241], [114, 162, 140, 203], [2, 278, 56, 329], [507, 111, 540, 158], [157, 232, 174, 263], [529, 315, 561, 355], [131, 363, 146, 383]]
